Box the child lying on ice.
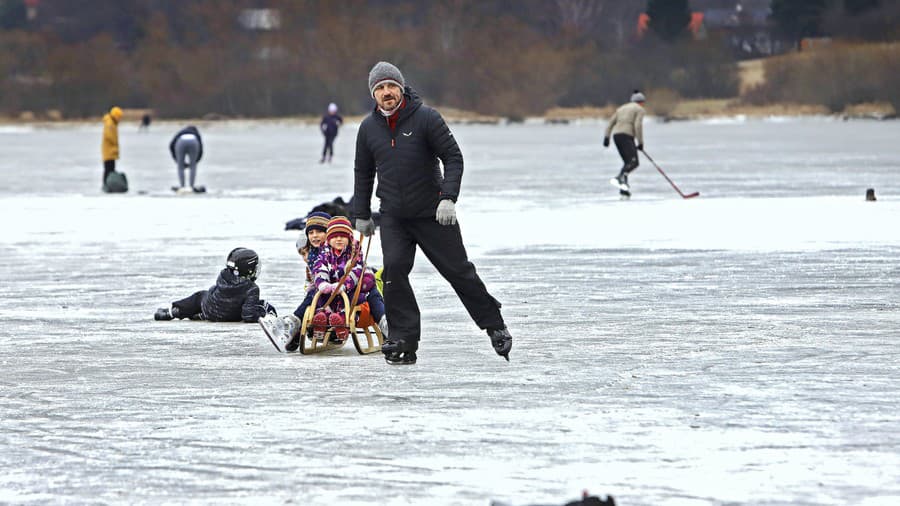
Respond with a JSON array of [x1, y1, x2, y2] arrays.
[[154, 247, 275, 322]]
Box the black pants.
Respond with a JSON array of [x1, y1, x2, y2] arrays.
[[172, 290, 207, 319], [103, 160, 116, 185], [379, 215, 504, 351], [322, 135, 336, 160], [293, 290, 315, 318], [613, 133, 639, 174]]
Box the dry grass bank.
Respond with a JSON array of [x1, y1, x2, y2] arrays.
[[541, 99, 893, 121]]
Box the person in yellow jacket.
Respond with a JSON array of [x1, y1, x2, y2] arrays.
[[604, 91, 646, 197], [101, 106, 123, 188]]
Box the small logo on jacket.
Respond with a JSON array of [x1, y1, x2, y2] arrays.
[[402, 131, 412, 137]]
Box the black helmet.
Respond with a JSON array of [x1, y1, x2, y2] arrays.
[[226, 247, 260, 280]]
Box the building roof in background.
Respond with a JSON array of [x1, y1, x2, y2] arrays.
[[638, 1, 771, 39], [703, 5, 771, 29]]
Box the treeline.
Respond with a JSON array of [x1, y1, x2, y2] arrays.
[[0, 0, 739, 119], [0, 0, 896, 119], [745, 43, 900, 113]]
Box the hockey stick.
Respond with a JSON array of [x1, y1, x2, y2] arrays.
[[640, 150, 699, 199]]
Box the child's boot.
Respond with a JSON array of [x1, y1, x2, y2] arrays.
[[311, 311, 328, 341], [329, 312, 348, 342]]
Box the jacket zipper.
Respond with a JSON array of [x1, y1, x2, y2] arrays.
[[386, 112, 398, 148]]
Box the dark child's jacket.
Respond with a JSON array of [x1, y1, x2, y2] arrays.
[[202, 268, 267, 322]]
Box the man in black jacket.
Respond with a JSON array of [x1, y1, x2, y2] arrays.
[[352, 61, 512, 365]]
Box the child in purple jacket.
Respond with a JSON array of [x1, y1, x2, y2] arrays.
[[311, 216, 376, 342]]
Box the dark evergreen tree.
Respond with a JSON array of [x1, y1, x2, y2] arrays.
[[844, 0, 879, 15], [770, 0, 828, 48], [645, 0, 691, 43], [0, 0, 26, 30]]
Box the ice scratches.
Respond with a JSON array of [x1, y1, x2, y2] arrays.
[[31, 444, 99, 461], [4, 122, 900, 504], [371, 393, 416, 403]]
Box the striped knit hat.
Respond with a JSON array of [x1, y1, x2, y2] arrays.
[[325, 216, 354, 242], [368, 61, 405, 98], [305, 211, 331, 234]]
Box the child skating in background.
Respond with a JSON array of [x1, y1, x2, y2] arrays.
[[154, 247, 275, 322]]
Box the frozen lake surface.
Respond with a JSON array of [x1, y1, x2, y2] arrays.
[[2, 117, 900, 505]]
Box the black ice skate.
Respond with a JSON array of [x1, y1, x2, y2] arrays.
[[384, 351, 417, 365], [382, 339, 417, 365], [487, 327, 512, 361], [154, 306, 179, 321]]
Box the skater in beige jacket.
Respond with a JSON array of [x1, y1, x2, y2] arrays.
[[604, 91, 646, 198]]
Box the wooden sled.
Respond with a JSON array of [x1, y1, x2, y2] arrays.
[[298, 290, 384, 355]]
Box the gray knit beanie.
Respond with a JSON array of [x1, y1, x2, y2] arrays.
[[630, 90, 646, 103], [368, 61, 405, 98]]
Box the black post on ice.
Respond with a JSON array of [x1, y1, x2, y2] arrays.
[[866, 188, 877, 201]]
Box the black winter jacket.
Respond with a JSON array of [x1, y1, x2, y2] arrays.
[[169, 126, 204, 162], [353, 87, 462, 220], [320, 114, 343, 137], [201, 269, 266, 322]]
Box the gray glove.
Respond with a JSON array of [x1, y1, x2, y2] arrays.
[[436, 199, 457, 226], [355, 218, 375, 236]]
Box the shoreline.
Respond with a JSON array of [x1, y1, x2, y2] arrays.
[[0, 100, 895, 126]]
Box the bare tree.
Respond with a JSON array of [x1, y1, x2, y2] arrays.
[[554, 0, 606, 40]]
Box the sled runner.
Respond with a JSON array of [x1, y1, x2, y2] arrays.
[[296, 290, 384, 355]]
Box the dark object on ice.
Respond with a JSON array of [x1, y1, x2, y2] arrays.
[[313, 195, 350, 218], [285, 196, 349, 230], [866, 188, 876, 201], [139, 113, 151, 131], [285, 196, 380, 231], [284, 217, 306, 231], [564, 493, 615, 506], [490, 491, 615, 506], [103, 171, 128, 193]]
